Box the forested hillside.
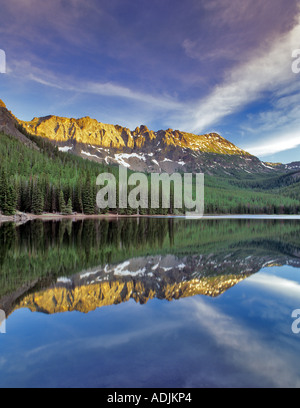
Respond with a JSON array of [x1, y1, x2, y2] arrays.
[[0, 131, 108, 216], [0, 130, 299, 216]]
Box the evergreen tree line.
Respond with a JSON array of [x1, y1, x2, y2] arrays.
[[2, 166, 300, 216], [0, 131, 107, 216], [0, 130, 300, 216], [0, 167, 98, 216], [0, 166, 190, 216]]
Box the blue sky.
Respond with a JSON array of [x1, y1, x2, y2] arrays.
[[0, 0, 300, 163]]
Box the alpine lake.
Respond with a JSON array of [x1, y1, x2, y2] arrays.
[[1, 216, 300, 388]]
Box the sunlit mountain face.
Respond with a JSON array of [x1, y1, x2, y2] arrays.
[[0, 99, 275, 176]]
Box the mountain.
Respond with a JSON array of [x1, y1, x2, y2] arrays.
[[2, 218, 300, 316], [0, 97, 300, 216], [285, 162, 300, 171], [1, 98, 298, 177], [4, 228, 300, 315], [1, 215, 300, 318], [11, 255, 252, 315], [0, 97, 293, 176], [8, 257, 254, 315], [15, 109, 276, 175], [0, 100, 38, 150]]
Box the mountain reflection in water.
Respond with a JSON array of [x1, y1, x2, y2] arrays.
[[0, 218, 300, 317]]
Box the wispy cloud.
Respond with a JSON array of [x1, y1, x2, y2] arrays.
[[246, 273, 300, 298], [177, 10, 300, 134], [188, 296, 300, 388], [8, 59, 183, 111], [240, 81, 300, 157], [243, 130, 300, 157]]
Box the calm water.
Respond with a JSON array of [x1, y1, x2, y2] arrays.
[[0, 217, 300, 388]]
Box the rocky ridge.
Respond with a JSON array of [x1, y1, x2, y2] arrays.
[[0, 98, 286, 175], [17, 112, 273, 175], [11, 250, 300, 315]]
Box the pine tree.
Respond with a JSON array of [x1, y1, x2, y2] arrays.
[[74, 181, 83, 213], [15, 178, 22, 211], [65, 197, 73, 215], [0, 169, 17, 215], [82, 173, 95, 215], [59, 190, 66, 214], [0, 168, 7, 212], [22, 179, 32, 213], [31, 181, 44, 215], [42, 176, 51, 212], [3, 184, 16, 215], [50, 185, 57, 213]]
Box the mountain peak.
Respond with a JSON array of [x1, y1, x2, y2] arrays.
[[0, 99, 7, 109], [13, 110, 264, 174], [0, 97, 277, 175]]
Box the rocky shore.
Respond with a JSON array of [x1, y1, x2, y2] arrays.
[[0, 211, 141, 225]]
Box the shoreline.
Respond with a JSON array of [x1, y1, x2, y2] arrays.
[[0, 212, 137, 224], [1, 212, 300, 225]]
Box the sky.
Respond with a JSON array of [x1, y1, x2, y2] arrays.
[[0, 0, 300, 164]]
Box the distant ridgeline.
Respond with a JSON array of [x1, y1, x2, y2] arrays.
[[1, 218, 300, 316]]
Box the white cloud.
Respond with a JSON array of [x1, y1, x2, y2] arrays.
[[243, 130, 300, 157], [84, 81, 182, 110], [246, 273, 300, 297], [179, 12, 300, 134], [189, 296, 300, 388]]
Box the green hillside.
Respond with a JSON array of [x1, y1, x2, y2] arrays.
[[0, 130, 299, 216], [204, 173, 300, 214]]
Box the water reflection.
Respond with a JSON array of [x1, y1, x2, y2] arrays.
[[0, 218, 300, 317]]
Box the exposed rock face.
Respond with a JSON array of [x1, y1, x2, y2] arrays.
[[18, 114, 270, 175], [21, 115, 132, 148], [0, 99, 7, 108], [11, 250, 293, 315], [0, 98, 282, 174], [20, 115, 245, 153], [16, 276, 247, 314], [15, 253, 254, 314]]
